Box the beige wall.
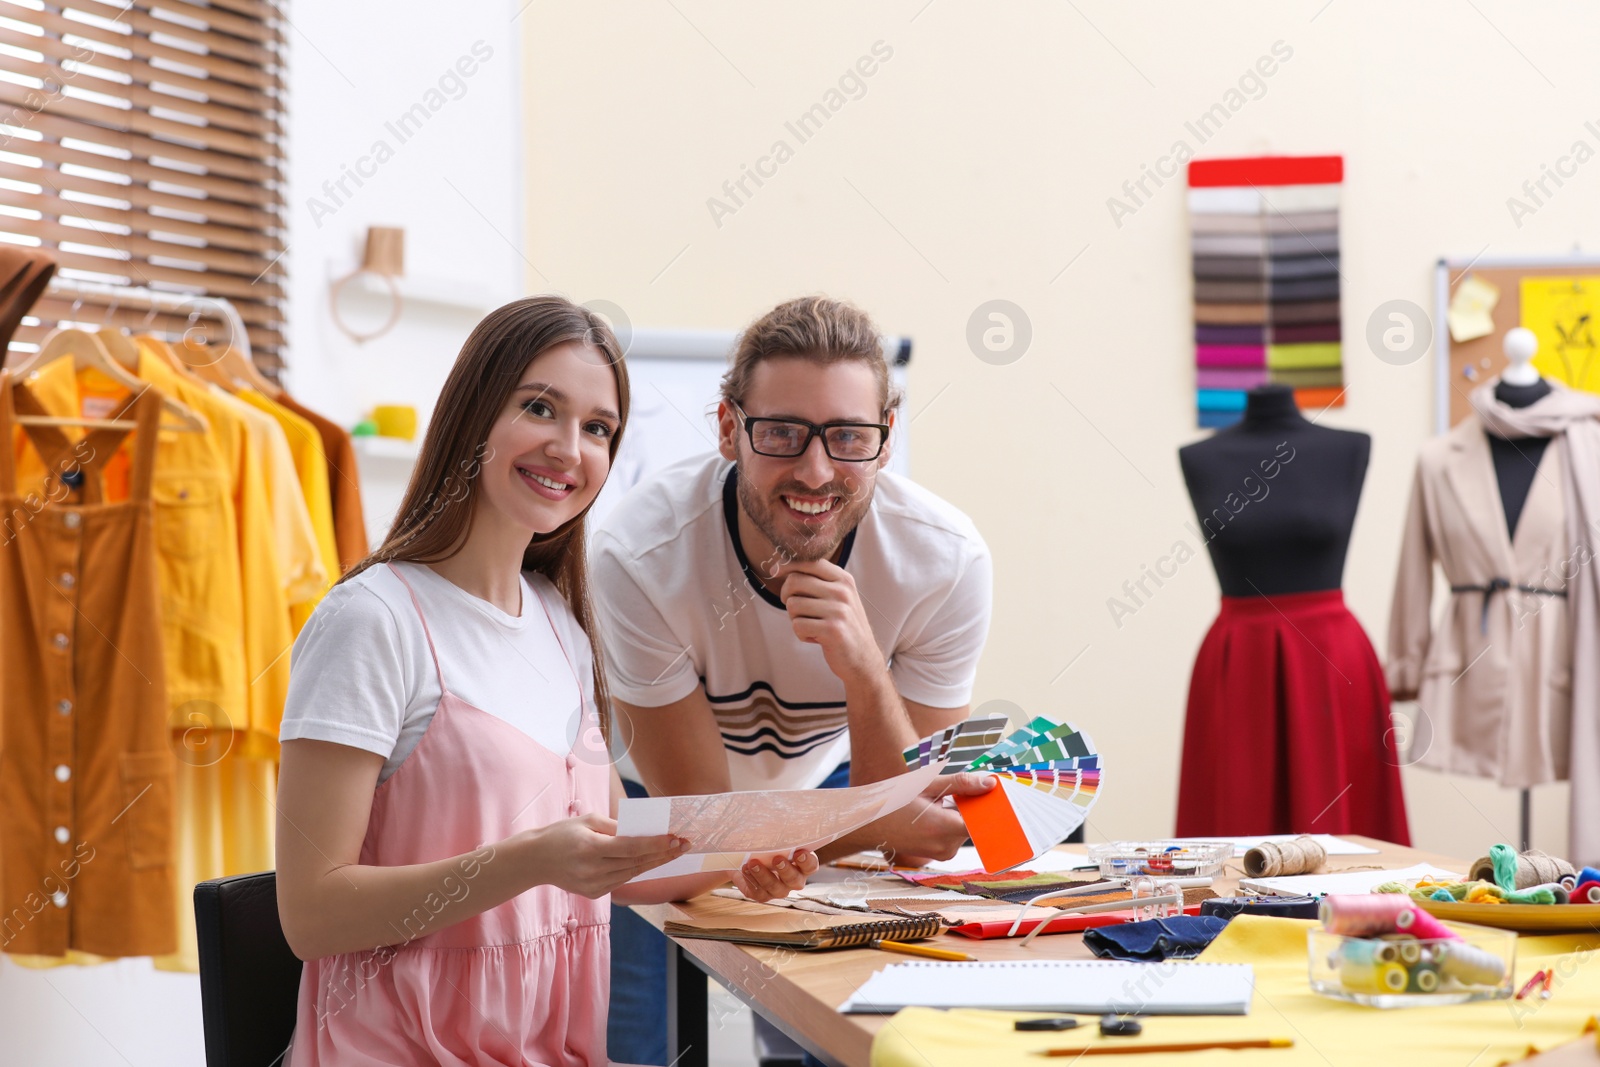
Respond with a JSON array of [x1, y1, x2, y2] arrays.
[[522, 1, 1600, 861]]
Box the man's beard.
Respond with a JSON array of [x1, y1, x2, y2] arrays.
[[737, 471, 874, 567]]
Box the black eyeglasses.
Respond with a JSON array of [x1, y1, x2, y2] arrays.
[[733, 403, 889, 462]]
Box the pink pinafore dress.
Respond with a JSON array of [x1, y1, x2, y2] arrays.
[[290, 564, 610, 1065]]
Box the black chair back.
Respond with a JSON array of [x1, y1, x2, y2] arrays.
[[194, 871, 303, 1067]]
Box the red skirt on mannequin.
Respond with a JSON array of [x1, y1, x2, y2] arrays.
[[1175, 589, 1410, 844]]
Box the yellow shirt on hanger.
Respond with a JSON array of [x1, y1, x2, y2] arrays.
[[236, 388, 339, 633], [130, 341, 282, 971], [197, 385, 321, 754], [206, 386, 327, 601], [137, 339, 301, 754]]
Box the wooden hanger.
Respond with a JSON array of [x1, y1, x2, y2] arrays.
[[11, 327, 206, 433], [95, 326, 142, 371], [216, 340, 282, 399], [133, 333, 202, 381], [170, 337, 236, 391], [175, 337, 281, 399]]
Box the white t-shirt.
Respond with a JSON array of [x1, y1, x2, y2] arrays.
[[280, 561, 592, 783], [592, 455, 992, 792]]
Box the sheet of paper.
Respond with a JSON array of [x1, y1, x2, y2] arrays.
[[1239, 862, 1460, 897], [1166, 834, 1379, 857], [1522, 275, 1600, 393], [1448, 273, 1499, 342], [617, 760, 946, 881], [921, 844, 1091, 875]]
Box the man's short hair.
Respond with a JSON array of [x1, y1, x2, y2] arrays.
[[720, 296, 902, 415]]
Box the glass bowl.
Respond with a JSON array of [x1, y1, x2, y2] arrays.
[[1307, 923, 1517, 1008], [1086, 841, 1232, 878]]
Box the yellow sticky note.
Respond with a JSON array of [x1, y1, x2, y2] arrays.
[[1447, 274, 1499, 342], [1521, 276, 1600, 394]]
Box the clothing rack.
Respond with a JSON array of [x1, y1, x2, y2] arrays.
[[36, 277, 254, 365]]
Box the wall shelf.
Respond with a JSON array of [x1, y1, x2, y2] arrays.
[[327, 259, 500, 314], [352, 434, 420, 461]]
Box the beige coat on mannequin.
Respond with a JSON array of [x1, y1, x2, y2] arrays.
[[1388, 414, 1573, 789]]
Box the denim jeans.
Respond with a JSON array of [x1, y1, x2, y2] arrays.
[[607, 762, 853, 1066]]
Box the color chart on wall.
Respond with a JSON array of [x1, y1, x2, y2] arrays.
[[1188, 155, 1345, 429]]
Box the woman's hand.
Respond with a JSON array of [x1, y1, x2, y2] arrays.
[[518, 812, 689, 899], [730, 849, 820, 903]]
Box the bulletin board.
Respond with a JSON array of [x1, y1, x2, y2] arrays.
[[1434, 255, 1600, 431]]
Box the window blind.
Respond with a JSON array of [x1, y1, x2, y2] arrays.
[[0, 0, 286, 375]]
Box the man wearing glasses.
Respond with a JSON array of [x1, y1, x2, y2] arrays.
[[593, 295, 993, 1065]]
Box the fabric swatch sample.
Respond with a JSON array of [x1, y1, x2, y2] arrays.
[[1187, 154, 1345, 427]]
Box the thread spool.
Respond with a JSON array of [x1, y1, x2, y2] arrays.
[[1434, 941, 1507, 986], [1394, 906, 1461, 942], [1468, 847, 1576, 890], [1407, 962, 1441, 993], [1339, 954, 1409, 994], [1389, 938, 1422, 965], [1321, 895, 1415, 937], [1338, 940, 1391, 966], [1573, 880, 1600, 905], [1243, 835, 1327, 878], [1525, 881, 1571, 905]]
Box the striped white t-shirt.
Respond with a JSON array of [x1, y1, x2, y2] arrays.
[[591, 454, 992, 792]]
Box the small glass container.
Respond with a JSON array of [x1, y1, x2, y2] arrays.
[[1307, 924, 1517, 1008], [1087, 841, 1232, 878]]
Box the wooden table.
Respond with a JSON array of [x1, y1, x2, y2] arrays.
[[630, 836, 1600, 1067]]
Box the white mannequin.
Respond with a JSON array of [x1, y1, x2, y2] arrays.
[[1502, 326, 1543, 386]]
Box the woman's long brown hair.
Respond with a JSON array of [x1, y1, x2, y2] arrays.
[[342, 295, 630, 740]]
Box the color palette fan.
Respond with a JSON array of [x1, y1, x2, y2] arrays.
[[904, 716, 1102, 873], [1188, 154, 1345, 428]]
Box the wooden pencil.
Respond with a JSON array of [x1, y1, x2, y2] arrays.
[[1034, 1038, 1294, 1056]]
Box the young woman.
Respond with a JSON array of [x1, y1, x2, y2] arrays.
[[275, 296, 818, 1066]]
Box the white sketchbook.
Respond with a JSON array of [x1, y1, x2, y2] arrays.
[[1238, 862, 1461, 897], [839, 960, 1255, 1015]]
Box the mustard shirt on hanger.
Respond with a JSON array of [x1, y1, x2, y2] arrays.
[[236, 388, 339, 632]]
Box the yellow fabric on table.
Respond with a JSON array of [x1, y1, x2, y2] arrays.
[[870, 916, 1600, 1067]]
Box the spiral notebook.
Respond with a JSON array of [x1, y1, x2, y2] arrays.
[[663, 897, 941, 951], [840, 960, 1255, 1015]]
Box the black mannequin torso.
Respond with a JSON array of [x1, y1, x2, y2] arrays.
[[1486, 378, 1552, 540], [1179, 385, 1370, 597]]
